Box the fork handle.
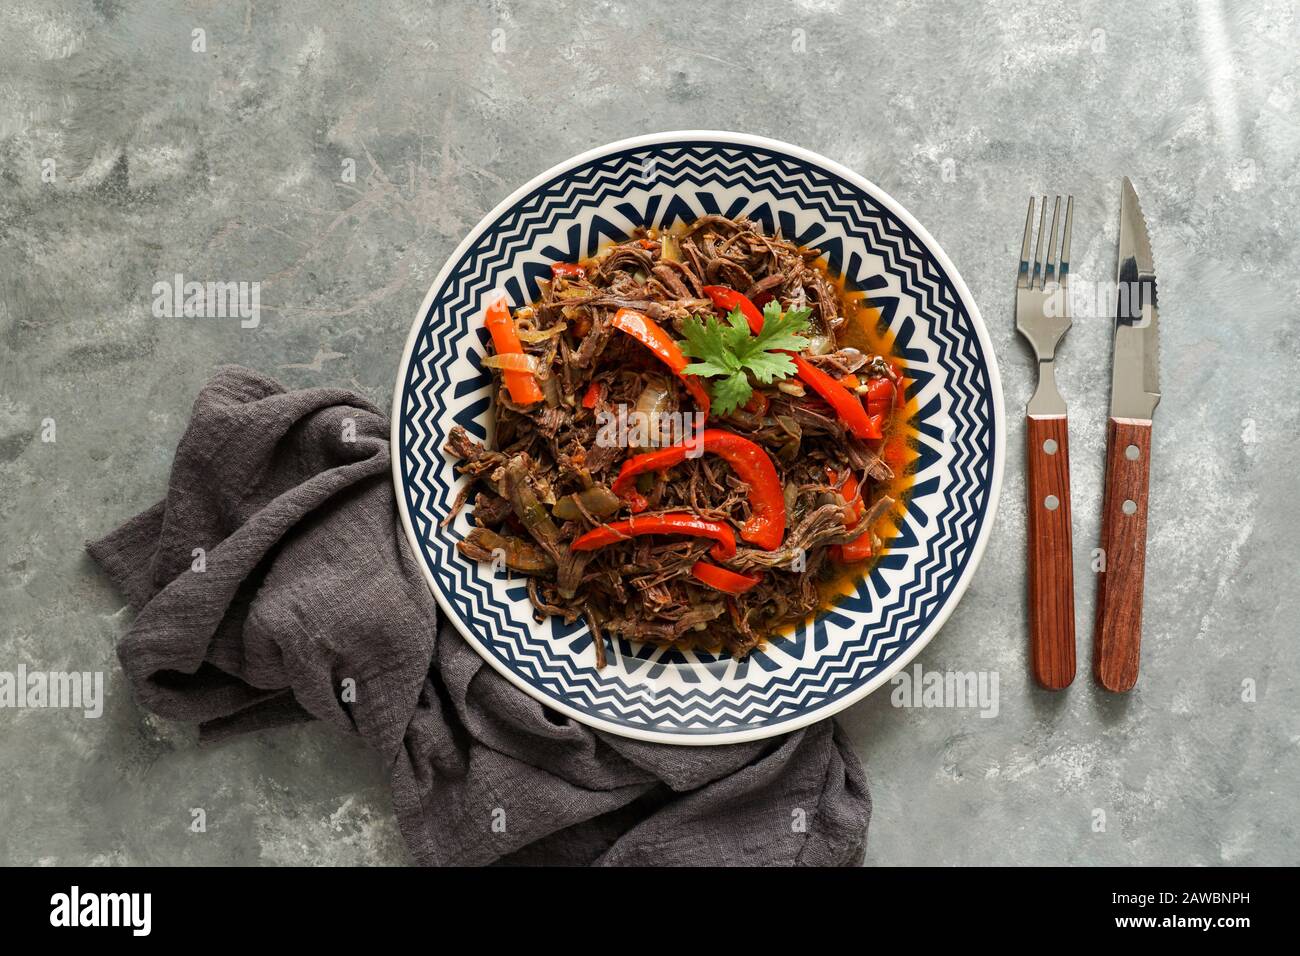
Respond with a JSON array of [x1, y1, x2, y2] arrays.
[[1026, 415, 1075, 689], [1093, 417, 1153, 692]]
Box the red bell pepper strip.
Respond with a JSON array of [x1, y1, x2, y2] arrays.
[[609, 308, 711, 416], [742, 389, 769, 416], [826, 468, 865, 525], [864, 377, 893, 438], [483, 295, 544, 405], [831, 469, 879, 563], [791, 354, 882, 440], [842, 474, 864, 523], [704, 286, 883, 441], [865, 376, 895, 418], [835, 529, 875, 563], [551, 261, 586, 279], [570, 513, 736, 560], [702, 285, 764, 334], [611, 429, 785, 550], [581, 380, 602, 409], [690, 561, 763, 594]]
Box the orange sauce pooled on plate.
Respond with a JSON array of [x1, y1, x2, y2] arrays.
[[792, 262, 918, 630]]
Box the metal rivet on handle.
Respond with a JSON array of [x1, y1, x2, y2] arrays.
[[1122, 499, 1137, 515], [1042, 438, 1058, 454], [1044, 495, 1059, 511], [1125, 444, 1140, 460]]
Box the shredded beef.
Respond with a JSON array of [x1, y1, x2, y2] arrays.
[[443, 216, 908, 663]]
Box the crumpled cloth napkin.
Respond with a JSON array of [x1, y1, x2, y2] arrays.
[[87, 366, 870, 865]]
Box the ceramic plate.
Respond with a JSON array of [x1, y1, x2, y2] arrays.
[[392, 131, 1003, 745]]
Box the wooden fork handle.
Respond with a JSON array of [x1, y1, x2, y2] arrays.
[[1026, 415, 1076, 689], [1093, 417, 1153, 692]]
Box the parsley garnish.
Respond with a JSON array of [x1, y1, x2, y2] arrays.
[[678, 301, 812, 415]]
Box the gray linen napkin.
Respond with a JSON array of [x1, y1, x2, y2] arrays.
[[87, 365, 870, 865]]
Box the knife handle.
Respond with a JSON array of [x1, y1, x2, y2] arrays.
[[1093, 417, 1153, 692], [1026, 415, 1076, 689]]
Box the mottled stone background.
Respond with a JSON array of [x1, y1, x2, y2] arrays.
[[1, 0, 1296, 865]]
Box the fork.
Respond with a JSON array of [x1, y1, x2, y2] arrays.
[[1016, 195, 1076, 690]]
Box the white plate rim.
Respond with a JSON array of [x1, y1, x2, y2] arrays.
[[391, 129, 1005, 745]]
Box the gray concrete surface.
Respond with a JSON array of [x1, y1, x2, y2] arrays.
[[1, 0, 1296, 866]]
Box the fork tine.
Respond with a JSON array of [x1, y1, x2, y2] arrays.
[[1043, 196, 1061, 285], [1030, 195, 1047, 288], [1059, 195, 1074, 284], [1018, 197, 1034, 288]]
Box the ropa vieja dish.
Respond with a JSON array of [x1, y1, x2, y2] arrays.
[[445, 215, 914, 666]]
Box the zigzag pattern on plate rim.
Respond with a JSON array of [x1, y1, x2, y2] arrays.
[[398, 142, 994, 733], [400, 151, 987, 723], [405, 287, 977, 723]]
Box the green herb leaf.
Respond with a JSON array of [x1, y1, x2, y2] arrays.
[[741, 349, 797, 385], [678, 303, 811, 415], [680, 314, 742, 378], [750, 302, 814, 353], [709, 371, 754, 416]]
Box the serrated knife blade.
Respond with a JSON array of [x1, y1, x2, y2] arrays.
[[1093, 176, 1161, 693], [1109, 177, 1161, 421]]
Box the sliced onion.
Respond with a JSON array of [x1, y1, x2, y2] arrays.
[[774, 414, 802, 462], [552, 486, 622, 521], [633, 380, 671, 447], [482, 352, 539, 373], [805, 332, 834, 356], [533, 358, 562, 407], [661, 234, 681, 263], [837, 346, 865, 368], [463, 528, 553, 573], [516, 323, 566, 343]]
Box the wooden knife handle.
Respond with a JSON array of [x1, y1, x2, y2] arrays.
[[1026, 415, 1076, 689], [1093, 417, 1153, 692]]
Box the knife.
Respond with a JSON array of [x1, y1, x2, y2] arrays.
[[1093, 177, 1161, 692]]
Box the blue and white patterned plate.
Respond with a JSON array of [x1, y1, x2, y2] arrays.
[[392, 132, 1004, 745]]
